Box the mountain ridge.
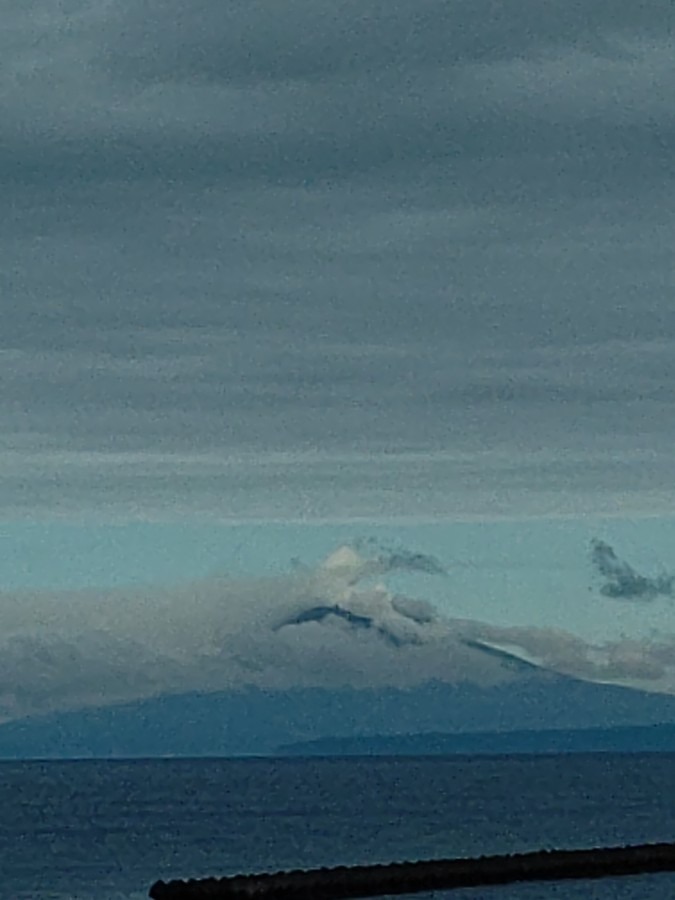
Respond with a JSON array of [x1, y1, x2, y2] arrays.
[[2, 673, 675, 758], [277, 722, 675, 757]]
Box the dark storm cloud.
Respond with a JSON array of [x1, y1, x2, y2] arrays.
[[590, 539, 675, 601], [1, 0, 674, 518]]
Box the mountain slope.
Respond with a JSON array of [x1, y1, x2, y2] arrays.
[[2, 673, 675, 758]]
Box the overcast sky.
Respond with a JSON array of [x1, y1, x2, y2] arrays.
[[3, 2, 675, 718], [2, 0, 674, 521]]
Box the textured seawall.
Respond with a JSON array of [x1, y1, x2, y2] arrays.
[[149, 841, 675, 899]]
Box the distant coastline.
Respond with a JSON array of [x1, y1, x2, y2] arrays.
[[277, 723, 675, 757]]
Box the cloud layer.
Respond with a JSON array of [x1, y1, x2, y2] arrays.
[[2, 540, 675, 723], [590, 539, 675, 600], [1, 1, 675, 518]]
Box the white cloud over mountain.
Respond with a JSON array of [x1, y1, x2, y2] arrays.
[[2, 541, 675, 724]]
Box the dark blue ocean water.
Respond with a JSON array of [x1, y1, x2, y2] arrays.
[[0, 753, 674, 900]]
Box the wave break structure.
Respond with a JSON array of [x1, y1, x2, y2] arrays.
[[148, 841, 675, 899]]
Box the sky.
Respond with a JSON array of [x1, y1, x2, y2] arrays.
[[2, 0, 674, 521], [1, 1, 675, 722]]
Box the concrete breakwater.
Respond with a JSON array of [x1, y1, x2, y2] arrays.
[[149, 841, 675, 899]]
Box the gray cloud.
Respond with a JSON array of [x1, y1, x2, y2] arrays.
[[98, 0, 672, 92], [1, 1, 674, 519], [461, 624, 675, 689], [0, 542, 490, 722], [590, 539, 675, 600], [2, 540, 675, 723]]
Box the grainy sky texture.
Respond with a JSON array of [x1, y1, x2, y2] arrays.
[[2, 0, 674, 521], [3, 2, 675, 724]]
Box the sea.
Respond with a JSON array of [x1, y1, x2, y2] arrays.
[[1, 753, 674, 900]]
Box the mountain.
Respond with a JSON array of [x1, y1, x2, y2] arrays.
[[2, 672, 675, 758], [277, 723, 675, 757]]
